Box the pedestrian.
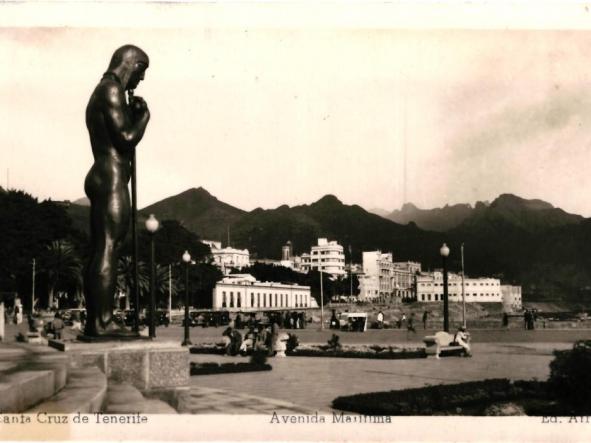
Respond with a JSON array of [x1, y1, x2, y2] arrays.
[[52, 313, 65, 340], [422, 311, 428, 329], [406, 313, 417, 338], [401, 313, 407, 328], [377, 311, 384, 329]]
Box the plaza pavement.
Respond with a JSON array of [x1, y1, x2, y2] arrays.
[[189, 342, 572, 413]]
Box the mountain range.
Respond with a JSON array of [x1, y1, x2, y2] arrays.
[[65, 188, 591, 301]]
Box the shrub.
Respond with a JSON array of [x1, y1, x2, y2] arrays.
[[190, 362, 271, 376], [327, 334, 342, 351], [286, 333, 299, 353], [548, 340, 591, 414], [250, 347, 268, 366], [332, 379, 515, 415]]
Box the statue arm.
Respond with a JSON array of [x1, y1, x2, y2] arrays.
[[102, 84, 149, 153]]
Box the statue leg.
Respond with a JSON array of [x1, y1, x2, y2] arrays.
[[84, 186, 130, 336]]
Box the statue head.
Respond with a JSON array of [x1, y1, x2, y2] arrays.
[[107, 45, 149, 91]]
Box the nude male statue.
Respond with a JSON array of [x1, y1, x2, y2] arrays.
[[83, 45, 150, 337]]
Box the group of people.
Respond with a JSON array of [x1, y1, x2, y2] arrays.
[[3, 305, 24, 325], [222, 321, 284, 356], [524, 309, 537, 330], [233, 311, 307, 331]]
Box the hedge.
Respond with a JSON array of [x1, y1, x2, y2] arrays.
[[287, 344, 426, 360], [190, 362, 272, 376], [332, 379, 547, 415]]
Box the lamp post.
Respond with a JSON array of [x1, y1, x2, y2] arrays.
[[461, 243, 466, 328], [182, 250, 192, 346], [145, 214, 159, 338], [320, 269, 324, 330], [31, 258, 36, 314], [440, 243, 450, 332]]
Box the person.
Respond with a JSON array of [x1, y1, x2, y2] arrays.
[[83, 45, 150, 337], [453, 326, 472, 356], [406, 313, 417, 338], [377, 311, 384, 329], [422, 311, 429, 329], [524, 310, 530, 330], [330, 309, 339, 329], [14, 305, 22, 325], [401, 313, 407, 329], [52, 313, 65, 340], [270, 321, 280, 356], [502, 312, 509, 327], [235, 313, 242, 330]]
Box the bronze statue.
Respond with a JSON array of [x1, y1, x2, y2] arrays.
[[83, 45, 150, 337]]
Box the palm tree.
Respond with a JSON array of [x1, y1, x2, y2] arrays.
[[116, 256, 149, 311], [41, 240, 82, 309]]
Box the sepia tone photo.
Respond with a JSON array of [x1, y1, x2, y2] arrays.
[[0, 2, 590, 441]]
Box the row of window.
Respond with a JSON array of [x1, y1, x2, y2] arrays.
[[419, 282, 500, 287], [420, 293, 501, 301], [221, 291, 309, 308]]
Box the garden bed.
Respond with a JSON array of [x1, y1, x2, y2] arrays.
[[287, 344, 426, 359], [332, 379, 556, 415], [190, 362, 272, 376], [189, 343, 226, 355]]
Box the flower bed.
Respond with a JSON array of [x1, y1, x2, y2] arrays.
[[190, 362, 272, 376], [332, 379, 550, 415], [189, 343, 226, 355], [286, 344, 426, 359]]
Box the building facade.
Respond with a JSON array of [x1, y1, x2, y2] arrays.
[[300, 238, 346, 277], [358, 252, 421, 301], [501, 285, 523, 312], [203, 240, 250, 273], [415, 272, 502, 303], [212, 274, 316, 311]]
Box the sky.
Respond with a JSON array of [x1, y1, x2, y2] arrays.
[[2, 24, 591, 215]]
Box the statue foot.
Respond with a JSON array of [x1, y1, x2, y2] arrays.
[[80, 320, 141, 341]]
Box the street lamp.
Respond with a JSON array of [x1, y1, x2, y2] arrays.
[[440, 243, 450, 332], [182, 250, 192, 346], [145, 214, 159, 338]]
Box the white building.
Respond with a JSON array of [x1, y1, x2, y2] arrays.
[[358, 251, 420, 301], [300, 238, 346, 277], [501, 285, 523, 312], [204, 240, 250, 273], [212, 274, 316, 311], [415, 272, 502, 303]]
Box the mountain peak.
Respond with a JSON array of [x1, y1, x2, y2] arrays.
[[492, 194, 553, 211], [315, 194, 342, 205], [401, 202, 419, 212]]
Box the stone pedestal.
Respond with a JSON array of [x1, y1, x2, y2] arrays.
[[52, 341, 190, 403]]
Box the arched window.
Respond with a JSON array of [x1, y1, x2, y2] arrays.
[[230, 292, 234, 308], [251, 293, 255, 307], [237, 293, 241, 308], [257, 293, 260, 307], [222, 291, 227, 308]]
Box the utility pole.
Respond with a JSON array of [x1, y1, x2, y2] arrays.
[[31, 258, 36, 314], [168, 264, 172, 318], [461, 243, 466, 328], [349, 245, 353, 299], [320, 269, 324, 330]]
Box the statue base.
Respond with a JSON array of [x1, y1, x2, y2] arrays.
[[48, 340, 190, 407], [76, 333, 146, 343]]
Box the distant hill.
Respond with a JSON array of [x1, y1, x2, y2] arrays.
[[138, 187, 246, 241], [57, 187, 591, 302], [388, 202, 475, 232], [73, 197, 90, 206], [229, 194, 444, 263], [367, 207, 390, 218]]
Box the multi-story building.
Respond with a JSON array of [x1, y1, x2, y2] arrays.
[[501, 285, 523, 312], [212, 274, 316, 311], [204, 240, 250, 273], [358, 251, 420, 301], [415, 272, 502, 303], [300, 238, 346, 277], [393, 261, 422, 300]]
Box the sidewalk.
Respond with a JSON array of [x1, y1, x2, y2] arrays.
[[190, 342, 571, 413]]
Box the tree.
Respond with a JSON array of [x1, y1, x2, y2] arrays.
[[116, 256, 149, 310], [40, 240, 82, 309]]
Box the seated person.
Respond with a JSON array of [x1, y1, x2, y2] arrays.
[[240, 327, 258, 354], [453, 326, 472, 357]]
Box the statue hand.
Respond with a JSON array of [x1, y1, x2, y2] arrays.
[[130, 96, 150, 121]]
